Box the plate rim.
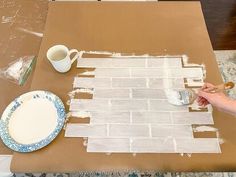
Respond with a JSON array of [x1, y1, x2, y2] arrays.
[[0, 90, 66, 153]]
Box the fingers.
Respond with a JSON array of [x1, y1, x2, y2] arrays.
[[201, 82, 216, 92], [197, 97, 204, 106], [202, 82, 215, 89], [203, 100, 210, 107], [197, 96, 209, 107], [197, 90, 211, 99], [197, 90, 212, 107]]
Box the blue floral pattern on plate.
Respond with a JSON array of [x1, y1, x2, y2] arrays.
[[0, 90, 66, 152]]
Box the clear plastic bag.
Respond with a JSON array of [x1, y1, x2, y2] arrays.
[[0, 56, 36, 86]]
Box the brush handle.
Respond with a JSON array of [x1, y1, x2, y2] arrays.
[[207, 82, 234, 93]]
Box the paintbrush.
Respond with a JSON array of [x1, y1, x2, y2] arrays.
[[165, 81, 235, 106]]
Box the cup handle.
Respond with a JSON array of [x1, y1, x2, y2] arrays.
[[68, 49, 80, 64]]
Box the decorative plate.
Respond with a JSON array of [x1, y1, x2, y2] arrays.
[[0, 90, 66, 152]]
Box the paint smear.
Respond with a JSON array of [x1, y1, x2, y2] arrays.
[[193, 126, 218, 132], [71, 111, 91, 118], [79, 50, 190, 59], [79, 71, 95, 76], [1, 16, 14, 24], [17, 27, 43, 37], [83, 140, 88, 147], [68, 88, 94, 99], [80, 50, 122, 57], [193, 126, 224, 145]]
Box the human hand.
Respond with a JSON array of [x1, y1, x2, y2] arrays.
[[197, 82, 236, 116], [197, 82, 214, 107], [197, 83, 231, 110]]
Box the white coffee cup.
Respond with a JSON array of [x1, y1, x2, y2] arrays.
[[47, 45, 80, 73]]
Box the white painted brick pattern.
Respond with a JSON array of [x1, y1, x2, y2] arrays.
[[172, 112, 214, 125], [65, 123, 107, 137], [148, 78, 185, 89], [109, 124, 150, 137], [95, 68, 130, 78], [87, 138, 130, 153], [131, 138, 175, 153], [131, 112, 172, 124], [151, 125, 193, 138], [132, 89, 167, 99], [112, 78, 147, 88], [77, 58, 183, 68], [175, 138, 221, 153], [90, 112, 130, 124], [149, 100, 189, 111], [94, 89, 130, 98], [110, 99, 148, 111], [147, 58, 182, 68], [70, 99, 109, 111], [68, 56, 220, 153], [74, 77, 111, 88]]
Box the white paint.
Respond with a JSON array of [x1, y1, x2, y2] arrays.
[[70, 99, 109, 111], [131, 138, 175, 153], [176, 138, 221, 153], [17, 27, 43, 37], [1, 8, 19, 25], [151, 125, 193, 138], [79, 50, 122, 58], [77, 58, 146, 68], [182, 55, 189, 66], [68, 55, 220, 154], [71, 111, 91, 118], [87, 138, 130, 152], [77, 88, 93, 94], [148, 58, 182, 68], [132, 112, 172, 124], [112, 78, 146, 88], [79, 70, 95, 76], [68, 88, 93, 99], [1, 16, 14, 24], [149, 78, 185, 89], [149, 100, 188, 112], [185, 78, 204, 87], [164, 89, 183, 106], [95, 68, 130, 78], [173, 112, 214, 125], [132, 89, 167, 99], [90, 111, 130, 123], [94, 89, 129, 98], [74, 77, 111, 88], [165, 89, 196, 106], [193, 126, 218, 132], [5, 58, 23, 80], [77, 50, 186, 59], [83, 140, 88, 147], [66, 100, 70, 105], [109, 124, 149, 137], [77, 57, 185, 68], [65, 123, 107, 137], [193, 126, 224, 145], [111, 99, 148, 111]]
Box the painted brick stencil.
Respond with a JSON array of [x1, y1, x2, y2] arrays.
[[66, 56, 221, 154]]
